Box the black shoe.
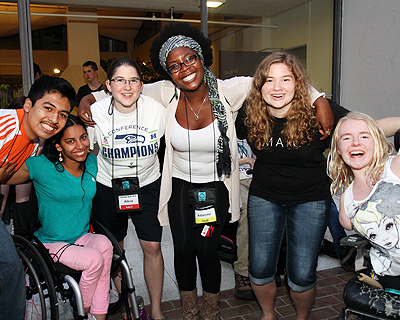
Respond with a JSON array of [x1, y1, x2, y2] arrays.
[[234, 273, 256, 300], [320, 239, 339, 258]]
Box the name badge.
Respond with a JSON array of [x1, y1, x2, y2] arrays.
[[195, 206, 217, 224], [118, 194, 139, 210]]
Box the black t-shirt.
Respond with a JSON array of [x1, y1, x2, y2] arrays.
[[237, 99, 349, 206], [76, 84, 103, 107]]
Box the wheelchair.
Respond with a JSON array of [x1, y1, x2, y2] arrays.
[[11, 199, 149, 320], [337, 234, 400, 320]]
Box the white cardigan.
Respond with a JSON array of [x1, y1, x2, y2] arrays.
[[143, 77, 253, 226]]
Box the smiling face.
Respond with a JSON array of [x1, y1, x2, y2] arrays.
[[55, 124, 90, 166], [106, 65, 143, 114], [166, 47, 204, 92], [338, 119, 375, 172], [363, 216, 399, 250], [23, 92, 71, 141], [261, 62, 296, 118]]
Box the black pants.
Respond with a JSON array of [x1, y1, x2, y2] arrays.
[[168, 178, 229, 293]]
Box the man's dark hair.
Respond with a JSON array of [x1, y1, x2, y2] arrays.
[[82, 60, 98, 71], [27, 75, 76, 110], [33, 63, 42, 78]]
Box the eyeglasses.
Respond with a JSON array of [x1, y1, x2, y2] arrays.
[[167, 54, 198, 74], [110, 78, 141, 87]]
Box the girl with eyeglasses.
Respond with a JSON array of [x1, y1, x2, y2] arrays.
[[86, 57, 166, 320]]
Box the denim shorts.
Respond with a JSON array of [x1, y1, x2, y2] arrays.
[[248, 195, 330, 292]]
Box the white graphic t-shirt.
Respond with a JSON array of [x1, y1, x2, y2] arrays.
[[344, 157, 400, 276], [88, 95, 166, 188]]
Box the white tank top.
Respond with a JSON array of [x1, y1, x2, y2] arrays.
[[170, 118, 220, 183]]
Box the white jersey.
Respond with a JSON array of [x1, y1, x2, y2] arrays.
[[88, 95, 166, 188]]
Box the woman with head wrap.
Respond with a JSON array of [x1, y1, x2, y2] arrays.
[[147, 23, 334, 320], [146, 23, 252, 320]]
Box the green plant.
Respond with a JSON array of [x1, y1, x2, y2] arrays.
[[136, 59, 161, 83], [100, 58, 116, 74], [0, 84, 11, 109], [0, 84, 10, 91]]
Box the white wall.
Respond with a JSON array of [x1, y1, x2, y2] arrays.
[[215, 0, 333, 93], [270, 0, 333, 95], [341, 0, 400, 118]]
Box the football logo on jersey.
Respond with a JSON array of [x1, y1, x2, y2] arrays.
[[115, 134, 145, 144]]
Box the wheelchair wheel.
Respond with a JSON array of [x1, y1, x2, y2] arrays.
[[13, 234, 59, 320]]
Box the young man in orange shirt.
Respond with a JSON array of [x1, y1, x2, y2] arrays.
[[0, 75, 75, 320]]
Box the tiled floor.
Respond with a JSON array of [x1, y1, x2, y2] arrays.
[[108, 267, 353, 320], [19, 219, 349, 320], [105, 224, 353, 320]]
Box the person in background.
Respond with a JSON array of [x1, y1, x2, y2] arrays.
[[33, 62, 43, 80], [234, 137, 256, 300], [233, 102, 256, 300], [76, 61, 103, 108]]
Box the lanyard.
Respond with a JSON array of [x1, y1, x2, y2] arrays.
[[108, 97, 139, 179]]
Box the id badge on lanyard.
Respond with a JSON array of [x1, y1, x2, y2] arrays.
[[194, 205, 217, 224], [112, 177, 142, 213]]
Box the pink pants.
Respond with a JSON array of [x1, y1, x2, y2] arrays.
[[44, 233, 113, 314]]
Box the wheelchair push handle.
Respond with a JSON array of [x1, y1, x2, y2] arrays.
[[358, 273, 383, 289]]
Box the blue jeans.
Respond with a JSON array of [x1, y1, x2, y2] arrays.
[[0, 219, 25, 320], [248, 196, 330, 292], [328, 199, 347, 255]]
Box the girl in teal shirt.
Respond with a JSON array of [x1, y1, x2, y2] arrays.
[[10, 115, 112, 320]]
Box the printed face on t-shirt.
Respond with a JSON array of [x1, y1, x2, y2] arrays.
[[363, 216, 399, 250]]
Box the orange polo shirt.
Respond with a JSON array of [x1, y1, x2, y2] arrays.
[[0, 109, 37, 174]]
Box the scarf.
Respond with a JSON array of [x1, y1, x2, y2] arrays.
[[159, 35, 231, 177]]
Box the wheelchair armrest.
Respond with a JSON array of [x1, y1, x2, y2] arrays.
[[340, 234, 370, 249]]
